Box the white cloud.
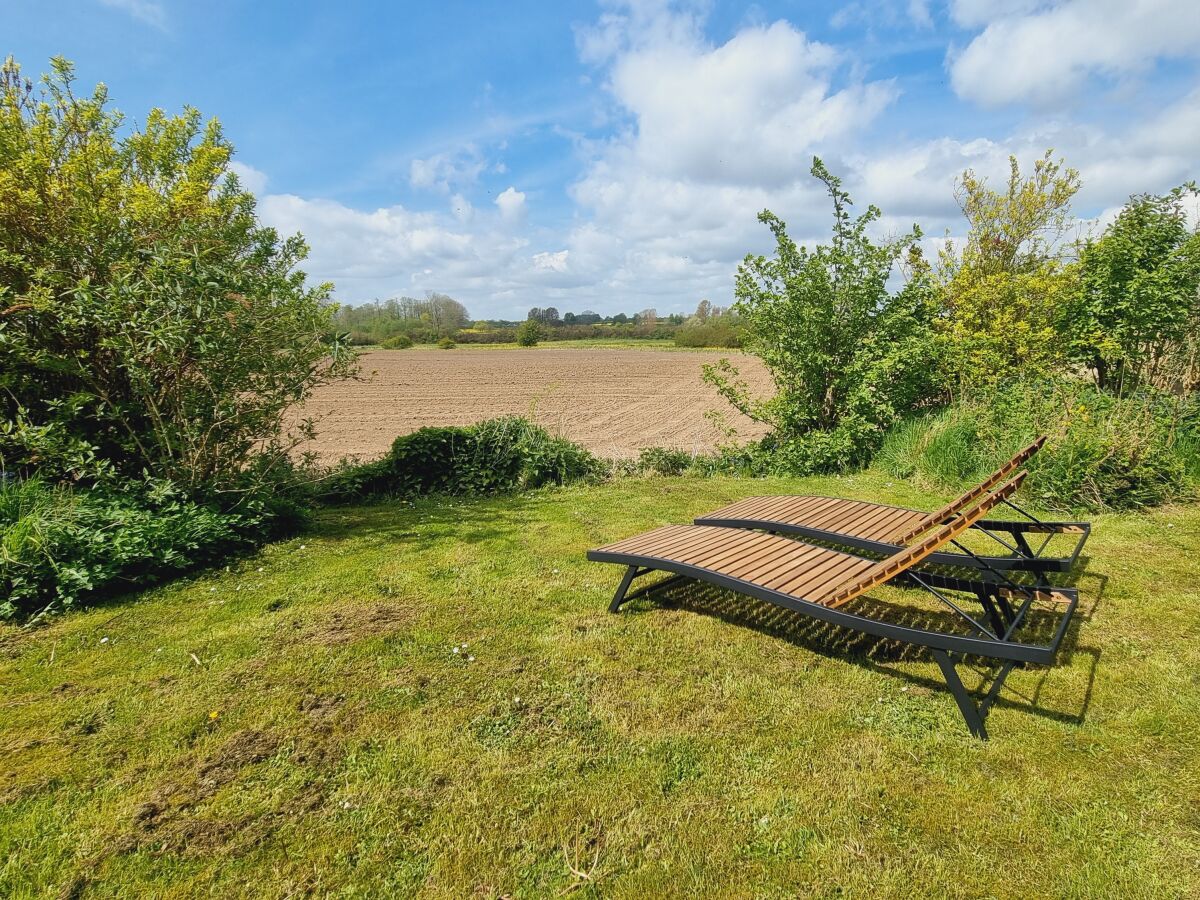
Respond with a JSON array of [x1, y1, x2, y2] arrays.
[[228, 161, 268, 195], [494, 186, 527, 221], [409, 147, 487, 192], [98, 0, 166, 29], [949, 0, 1200, 107], [532, 250, 570, 273]]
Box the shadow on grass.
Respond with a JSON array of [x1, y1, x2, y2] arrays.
[[625, 572, 1101, 732]]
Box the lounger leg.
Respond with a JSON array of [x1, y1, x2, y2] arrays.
[[931, 650, 989, 740], [608, 565, 639, 613]]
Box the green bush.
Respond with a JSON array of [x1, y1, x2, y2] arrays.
[[380, 334, 414, 350], [437, 337, 456, 350], [515, 321, 544, 347], [673, 322, 743, 348], [0, 477, 297, 620], [637, 447, 695, 475], [319, 417, 604, 503], [876, 379, 1199, 511]]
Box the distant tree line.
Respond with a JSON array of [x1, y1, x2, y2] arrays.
[[334, 296, 743, 347]]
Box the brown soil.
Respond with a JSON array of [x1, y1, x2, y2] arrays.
[[298, 348, 773, 463]]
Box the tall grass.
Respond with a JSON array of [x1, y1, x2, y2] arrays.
[[876, 379, 1199, 511]]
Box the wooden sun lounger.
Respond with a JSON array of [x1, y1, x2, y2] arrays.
[[695, 437, 1090, 575], [589, 473, 1079, 739]]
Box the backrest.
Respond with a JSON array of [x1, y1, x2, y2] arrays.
[[888, 436, 1045, 544], [815, 472, 1028, 608]]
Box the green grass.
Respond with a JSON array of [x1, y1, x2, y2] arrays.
[[2, 471, 1199, 897]]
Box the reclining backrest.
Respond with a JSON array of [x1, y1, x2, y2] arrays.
[[817, 472, 1028, 608], [888, 436, 1045, 545]]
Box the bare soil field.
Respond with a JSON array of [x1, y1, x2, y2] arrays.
[[299, 348, 774, 462]]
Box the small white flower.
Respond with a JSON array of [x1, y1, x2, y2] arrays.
[[210, 588, 217, 593], [513, 696, 521, 704], [155, 648, 163, 653], [461, 642, 468, 649], [452, 646, 460, 654], [342, 800, 352, 809], [552, 569, 560, 574], [299, 544, 307, 550], [900, 687, 908, 693], [468, 655, 475, 662], [99, 637, 109, 644], [256, 567, 264, 573]]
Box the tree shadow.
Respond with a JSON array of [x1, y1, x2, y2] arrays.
[[626, 573, 1100, 730]]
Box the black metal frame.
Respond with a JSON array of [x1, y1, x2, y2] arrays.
[[591, 546, 1079, 740], [696, 495, 1090, 576]]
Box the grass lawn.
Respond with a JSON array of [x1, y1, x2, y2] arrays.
[[2, 471, 1198, 897]]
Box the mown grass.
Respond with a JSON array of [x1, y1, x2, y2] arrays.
[[2, 471, 1198, 897]]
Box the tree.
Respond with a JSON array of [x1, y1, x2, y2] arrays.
[[563, 311, 577, 325], [694, 299, 713, 322], [705, 157, 942, 470], [527, 307, 543, 322], [542, 306, 560, 325], [425, 292, 469, 337], [939, 151, 1080, 388], [515, 320, 543, 346], [0, 57, 356, 493], [1065, 184, 1200, 393]]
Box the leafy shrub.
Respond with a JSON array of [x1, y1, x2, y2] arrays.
[[319, 417, 604, 503], [0, 477, 295, 620], [673, 322, 743, 348], [515, 320, 544, 347], [380, 334, 414, 350], [705, 157, 944, 474], [0, 58, 355, 492], [877, 379, 1199, 511], [637, 447, 695, 475], [437, 337, 456, 350]]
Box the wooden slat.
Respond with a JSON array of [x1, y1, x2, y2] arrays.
[[816, 473, 1028, 607]]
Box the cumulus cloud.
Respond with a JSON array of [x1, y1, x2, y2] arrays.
[[494, 186, 527, 221], [949, 0, 1200, 107], [228, 161, 268, 195], [409, 147, 487, 192]]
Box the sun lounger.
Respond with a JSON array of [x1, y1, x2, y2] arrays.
[[695, 438, 1089, 575], [589, 472, 1079, 739]]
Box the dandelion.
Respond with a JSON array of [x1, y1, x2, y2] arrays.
[[208, 710, 219, 720]]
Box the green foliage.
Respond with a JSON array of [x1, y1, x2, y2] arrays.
[[0, 476, 298, 620], [636, 447, 694, 475], [673, 320, 743, 347], [877, 379, 1198, 511], [0, 57, 355, 494], [319, 417, 604, 503], [705, 157, 943, 474], [1064, 184, 1200, 394], [938, 152, 1080, 389], [334, 294, 470, 345], [515, 320, 544, 347], [380, 333, 414, 350], [437, 337, 456, 350]]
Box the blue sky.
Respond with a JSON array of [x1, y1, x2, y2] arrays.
[[10, 0, 1200, 318]]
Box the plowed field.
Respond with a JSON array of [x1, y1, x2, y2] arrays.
[[299, 348, 774, 462]]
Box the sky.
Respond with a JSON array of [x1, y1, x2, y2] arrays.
[[9, 0, 1200, 319]]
